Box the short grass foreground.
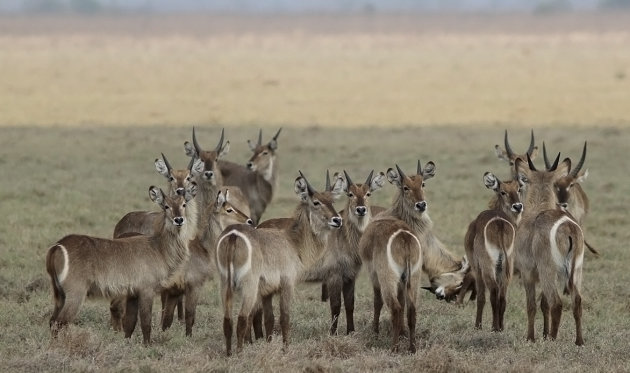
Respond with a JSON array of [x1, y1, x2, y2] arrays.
[[1, 125, 629, 371]]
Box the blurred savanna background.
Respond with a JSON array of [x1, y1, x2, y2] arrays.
[[1, 0, 630, 371]]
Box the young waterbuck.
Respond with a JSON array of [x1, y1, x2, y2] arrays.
[[464, 171, 525, 331], [359, 161, 470, 352], [514, 153, 585, 346], [218, 128, 282, 224], [216, 171, 343, 355], [46, 185, 198, 345]]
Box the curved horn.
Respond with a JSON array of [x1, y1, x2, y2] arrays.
[[215, 128, 225, 152], [192, 127, 202, 153], [549, 152, 561, 171], [504, 130, 515, 159], [257, 129, 263, 146], [161, 153, 173, 172], [298, 170, 316, 195], [273, 127, 282, 141], [571, 142, 587, 177], [526, 153, 537, 171], [364, 169, 374, 186], [542, 142, 552, 170], [395, 164, 407, 181], [526, 129, 536, 155], [325, 169, 332, 191], [343, 170, 354, 187], [417, 160, 423, 175]]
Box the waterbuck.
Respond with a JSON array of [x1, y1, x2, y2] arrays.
[[514, 153, 585, 345], [216, 171, 343, 355], [218, 128, 282, 224], [46, 185, 198, 345], [543, 142, 598, 256], [495, 129, 539, 173], [464, 171, 525, 331], [359, 161, 470, 352]]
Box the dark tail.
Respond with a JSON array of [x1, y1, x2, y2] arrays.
[[46, 244, 66, 326], [585, 240, 600, 257], [565, 236, 577, 295]]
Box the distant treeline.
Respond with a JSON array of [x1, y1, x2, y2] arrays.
[[2, 0, 630, 14]]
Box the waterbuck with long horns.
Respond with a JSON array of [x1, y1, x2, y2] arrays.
[[514, 153, 585, 345], [46, 185, 198, 345], [495, 129, 539, 174], [218, 128, 282, 224], [359, 161, 470, 352], [216, 171, 343, 355], [464, 171, 525, 331], [543, 142, 598, 256]]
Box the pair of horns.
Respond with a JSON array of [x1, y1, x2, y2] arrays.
[[253, 128, 283, 146], [526, 151, 560, 172], [395, 160, 424, 180], [543, 141, 587, 176], [299, 170, 316, 196], [337, 169, 374, 189], [161, 153, 197, 172], [192, 127, 224, 153], [504, 129, 536, 159]]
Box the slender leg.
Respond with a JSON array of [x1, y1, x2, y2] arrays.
[[475, 274, 486, 330], [523, 280, 537, 342], [279, 285, 293, 348], [498, 287, 507, 331], [541, 294, 550, 339], [372, 285, 383, 334], [184, 285, 199, 337], [177, 297, 184, 322], [406, 282, 418, 353], [123, 296, 139, 338], [138, 293, 153, 345], [262, 294, 275, 342], [390, 286, 405, 353], [573, 291, 584, 346], [327, 276, 343, 335], [321, 283, 329, 302], [161, 292, 179, 331], [109, 297, 125, 332], [342, 278, 356, 334], [252, 309, 264, 340], [548, 293, 563, 341], [490, 286, 500, 332]]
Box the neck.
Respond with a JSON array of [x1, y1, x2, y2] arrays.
[[150, 213, 195, 278], [287, 204, 330, 268]]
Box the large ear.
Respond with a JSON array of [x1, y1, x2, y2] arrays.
[[528, 146, 539, 160], [218, 141, 230, 159], [154, 158, 170, 179], [330, 175, 345, 199], [422, 161, 436, 180], [333, 171, 348, 193], [517, 172, 529, 187], [190, 158, 204, 176], [459, 256, 470, 273], [149, 186, 164, 206], [184, 182, 198, 202], [184, 141, 197, 158], [216, 189, 227, 207], [294, 176, 309, 202], [556, 158, 571, 178], [370, 171, 387, 192], [247, 139, 257, 152], [483, 172, 499, 191], [494, 145, 510, 162], [576, 169, 589, 183], [386, 168, 401, 187]]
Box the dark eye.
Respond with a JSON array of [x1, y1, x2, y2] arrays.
[[403, 186, 410, 191], [313, 200, 321, 206], [164, 205, 170, 210], [226, 208, 234, 213], [347, 193, 354, 197], [366, 192, 371, 197], [421, 182, 426, 187], [262, 151, 269, 155], [169, 176, 174, 181], [183, 203, 186, 208], [500, 191, 507, 196]]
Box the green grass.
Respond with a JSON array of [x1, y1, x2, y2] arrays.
[[1, 125, 629, 372]]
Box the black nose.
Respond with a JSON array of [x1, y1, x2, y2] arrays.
[[173, 217, 184, 225], [356, 206, 367, 216], [204, 171, 214, 179], [176, 188, 185, 196], [415, 201, 427, 212], [512, 203, 523, 212], [330, 217, 342, 227], [560, 203, 568, 209], [246, 219, 254, 226], [247, 162, 253, 169], [436, 293, 445, 300]]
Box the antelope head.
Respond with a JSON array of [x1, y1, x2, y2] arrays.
[[295, 170, 343, 231], [184, 127, 230, 186], [155, 153, 204, 196], [337, 169, 386, 231], [246, 128, 282, 182], [545, 142, 589, 211], [483, 171, 527, 223], [515, 150, 571, 210], [422, 257, 470, 302], [386, 160, 436, 214], [215, 190, 254, 228], [495, 130, 539, 174], [149, 183, 197, 228]]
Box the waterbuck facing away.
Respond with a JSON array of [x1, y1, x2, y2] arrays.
[[514, 153, 585, 345], [46, 185, 198, 345], [218, 128, 282, 225], [216, 171, 343, 355], [464, 171, 525, 331], [359, 161, 469, 353]]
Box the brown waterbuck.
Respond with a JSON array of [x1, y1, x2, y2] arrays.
[[216, 171, 343, 355], [495, 129, 539, 173], [218, 128, 282, 224], [304, 170, 386, 335], [464, 171, 525, 331], [46, 185, 198, 345], [112, 153, 203, 238], [359, 161, 470, 352], [514, 153, 585, 345], [543, 142, 598, 256]]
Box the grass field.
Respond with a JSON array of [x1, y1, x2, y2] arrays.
[[1, 13, 630, 373]]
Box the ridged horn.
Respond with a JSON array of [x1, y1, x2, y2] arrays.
[[526, 153, 537, 171], [395, 164, 407, 181], [542, 142, 552, 170], [299, 170, 316, 196], [273, 127, 282, 141], [343, 170, 353, 187], [364, 170, 374, 186], [571, 142, 587, 177], [257, 129, 263, 146], [161, 153, 172, 172], [192, 127, 202, 153], [417, 160, 423, 175], [526, 129, 536, 155], [215, 128, 225, 152], [549, 152, 561, 171], [504, 130, 515, 159], [325, 169, 332, 191]]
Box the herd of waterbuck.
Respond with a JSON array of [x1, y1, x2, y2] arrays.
[[45, 128, 595, 355]]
